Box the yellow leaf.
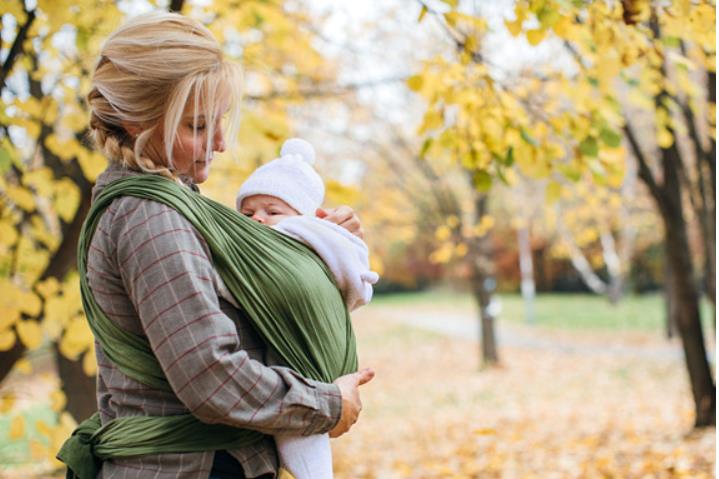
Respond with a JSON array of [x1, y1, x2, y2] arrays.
[[29, 440, 47, 460], [0, 221, 18, 246], [77, 149, 107, 183], [435, 225, 451, 241], [0, 394, 15, 413], [53, 177, 81, 222], [83, 348, 97, 376], [35, 419, 52, 438], [9, 415, 25, 440], [4, 184, 36, 211], [16, 320, 43, 350], [455, 243, 468, 257], [36, 277, 60, 298], [50, 390, 67, 412], [505, 19, 523, 37], [546, 181, 562, 204], [15, 358, 32, 374], [19, 290, 42, 317], [526, 28, 547, 46], [657, 128, 674, 148], [406, 75, 423, 92], [59, 316, 93, 360], [0, 330, 16, 351]]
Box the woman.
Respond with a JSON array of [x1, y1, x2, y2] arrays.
[[59, 11, 373, 479]]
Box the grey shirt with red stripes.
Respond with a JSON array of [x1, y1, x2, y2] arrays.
[[87, 163, 342, 479]]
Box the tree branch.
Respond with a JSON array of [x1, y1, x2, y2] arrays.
[[1, 7, 36, 91], [623, 121, 663, 202]]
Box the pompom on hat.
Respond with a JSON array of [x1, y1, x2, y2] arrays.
[[236, 138, 325, 216]]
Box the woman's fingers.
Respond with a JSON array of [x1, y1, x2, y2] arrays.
[[316, 206, 364, 239]]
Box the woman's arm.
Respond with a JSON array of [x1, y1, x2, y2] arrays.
[[114, 199, 343, 436]]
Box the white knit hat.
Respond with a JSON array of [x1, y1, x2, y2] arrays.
[[236, 138, 324, 216]]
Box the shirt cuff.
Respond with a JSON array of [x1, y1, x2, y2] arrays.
[[304, 380, 342, 436]]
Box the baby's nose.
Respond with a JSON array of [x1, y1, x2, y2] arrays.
[[252, 213, 265, 224]]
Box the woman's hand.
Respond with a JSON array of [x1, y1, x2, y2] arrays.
[[329, 368, 375, 438], [316, 206, 364, 239]]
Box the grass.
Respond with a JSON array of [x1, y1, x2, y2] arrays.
[[372, 289, 715, 332]]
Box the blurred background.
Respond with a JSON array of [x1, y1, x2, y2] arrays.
[[0, 0, 715, 477]]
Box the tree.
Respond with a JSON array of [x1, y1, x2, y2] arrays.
[[408, 0, 714, 426]]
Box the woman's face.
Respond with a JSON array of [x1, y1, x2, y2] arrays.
[[146, 100, 228, 184]]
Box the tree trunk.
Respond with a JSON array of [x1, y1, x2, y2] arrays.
[[659, 156, 715, 426], [517, 225, 536, 324], [625, 114, 715, 427], [664, 261, 676, 340], [54, 345, 97, 421], [468, 194, 499, 366]]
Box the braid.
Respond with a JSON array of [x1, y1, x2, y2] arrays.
[[88, 96, 177, 182]]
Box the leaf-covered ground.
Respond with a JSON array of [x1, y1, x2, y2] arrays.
[[0, 296, 714, 478], [332, 301, 716, 479]]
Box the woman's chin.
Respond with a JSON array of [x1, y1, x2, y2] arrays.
[[190, 162, 211, 183]]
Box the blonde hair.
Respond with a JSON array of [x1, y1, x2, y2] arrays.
[[88, 11, 242, 181]]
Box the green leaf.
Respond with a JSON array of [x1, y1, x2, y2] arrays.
[[579, 136, 599, 157], [662, 36, 681, 48], [0, 146, 12, 174], [559, 164, 582, 182], [520, 128, 539, 146], [599, 128, 622, 148], [504, 146, 515, 166], [420, 138, 433, 157], [473, 170, 493, 192]]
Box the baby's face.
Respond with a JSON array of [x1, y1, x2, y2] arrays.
[[239, 194, 299, 226]]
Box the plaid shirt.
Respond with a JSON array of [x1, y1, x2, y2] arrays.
[[87, 164, 342, 478]]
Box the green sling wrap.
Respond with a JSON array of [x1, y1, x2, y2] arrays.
[[57, 174, 358, 478]]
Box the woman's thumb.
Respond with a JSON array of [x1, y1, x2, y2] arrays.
[[356, 368, 375, 386]]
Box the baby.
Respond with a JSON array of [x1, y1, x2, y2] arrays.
[[236, 138, 379, 479]]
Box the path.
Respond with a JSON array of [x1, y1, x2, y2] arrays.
[[371, 307, 716, 362]]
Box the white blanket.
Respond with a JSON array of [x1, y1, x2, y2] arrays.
[[274, 216, 379, 311]]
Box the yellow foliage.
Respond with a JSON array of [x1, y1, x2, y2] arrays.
[[9, 415, 25, 440], [16, 319, 43, 350], [0, 330, 16, 351], [53, 177, 81, 222], [4, 184, 36, 211], [15, 358, 32, 374], [59, 315, 93, 360], [430, 242, 454, 264], [657, 128, 674, 148], [526, 28, 547, 46], [0, 220, 19, 247], [435, 225, 452, 242], [50, 390, 67, 412], [83, 347, 98, 376], [77, 149, 108, 183]]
